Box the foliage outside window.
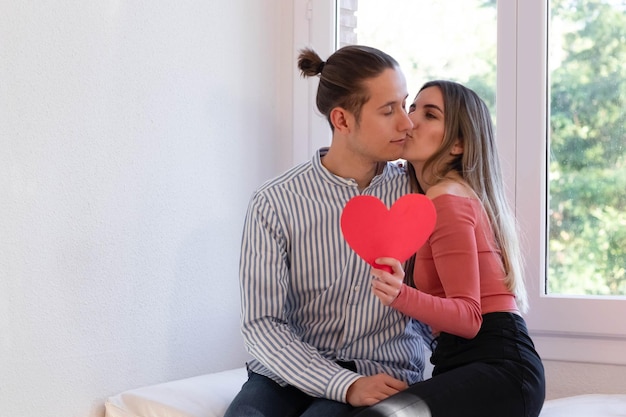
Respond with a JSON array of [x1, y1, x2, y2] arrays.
[[548, 0, 626, 296]]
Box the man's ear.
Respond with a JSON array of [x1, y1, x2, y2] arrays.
[[451, 139, 464, 155], [330, 107, 353, 133]]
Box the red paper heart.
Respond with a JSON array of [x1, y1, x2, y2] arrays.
[[340, 194, 437, 272]]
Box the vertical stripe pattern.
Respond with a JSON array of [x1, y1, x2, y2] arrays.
[[239, 149, 428, 402]]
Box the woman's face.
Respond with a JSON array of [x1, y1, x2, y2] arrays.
[[402, 86, 446, 166]]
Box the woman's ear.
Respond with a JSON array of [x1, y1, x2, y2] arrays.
[[450, 139, 464, 156]]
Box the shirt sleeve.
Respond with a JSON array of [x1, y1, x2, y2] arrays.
[[390, 197, 483, 339], [239, 191, 360, 402]]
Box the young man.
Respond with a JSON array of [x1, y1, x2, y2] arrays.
[[224, 45, 430, 417]]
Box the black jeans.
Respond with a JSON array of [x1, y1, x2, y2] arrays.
[[352, 312, 546, 417]]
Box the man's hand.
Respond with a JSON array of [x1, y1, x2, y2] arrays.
[[346, 374, 408, 407]]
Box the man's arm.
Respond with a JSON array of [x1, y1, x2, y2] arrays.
[[238, 192, 361, 402]]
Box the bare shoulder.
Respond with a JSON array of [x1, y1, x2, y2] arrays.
[[426, 179, 475, 200]]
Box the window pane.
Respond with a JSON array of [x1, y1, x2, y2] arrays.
[[340, 0, 497, 117], [548, 0, 626, 296]]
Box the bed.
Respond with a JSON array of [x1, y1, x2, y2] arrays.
[[104, 366, 626, 417]]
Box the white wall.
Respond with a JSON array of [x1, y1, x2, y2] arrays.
[[544, 360, 626, 400], [0, 1, 295, 416]]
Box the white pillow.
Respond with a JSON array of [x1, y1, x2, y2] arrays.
[[104, 367, 247, 417]]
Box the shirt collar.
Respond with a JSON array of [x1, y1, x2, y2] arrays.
[[312, 147, 392, 190]]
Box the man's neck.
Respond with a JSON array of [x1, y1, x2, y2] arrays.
[[321, 148, 384, 190]]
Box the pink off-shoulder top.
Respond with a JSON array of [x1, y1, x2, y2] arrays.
[[390, 194, 519, 339]]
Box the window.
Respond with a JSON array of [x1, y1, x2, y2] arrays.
[[298, 0, 626, 365], [345, 1, 497, 120], [547, 0, 626, 297], [519, 0, 626, 365]]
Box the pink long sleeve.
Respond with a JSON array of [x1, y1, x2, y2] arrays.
[[390, 194, 517, 339]]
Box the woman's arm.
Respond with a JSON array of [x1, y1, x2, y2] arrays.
[[371, 196, 483, 339]]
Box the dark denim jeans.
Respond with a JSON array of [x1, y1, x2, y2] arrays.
[[223, 371, 356, 417]]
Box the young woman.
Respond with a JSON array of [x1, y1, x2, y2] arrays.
[[358, 80, 546, 417]]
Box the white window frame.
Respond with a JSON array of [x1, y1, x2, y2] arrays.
[[292, 0, 335, 165], [516, 0, 626, 365], [297, 0, 626, 365]]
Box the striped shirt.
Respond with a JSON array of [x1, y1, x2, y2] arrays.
[[239, 148, 429, 403]]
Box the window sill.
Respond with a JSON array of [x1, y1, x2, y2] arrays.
[[530, 330, 626, 366]]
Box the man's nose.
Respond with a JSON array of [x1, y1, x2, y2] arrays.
[[400, 111, 413, 131]]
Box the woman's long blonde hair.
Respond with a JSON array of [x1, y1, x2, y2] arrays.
[[408, 80, 528, 312]]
